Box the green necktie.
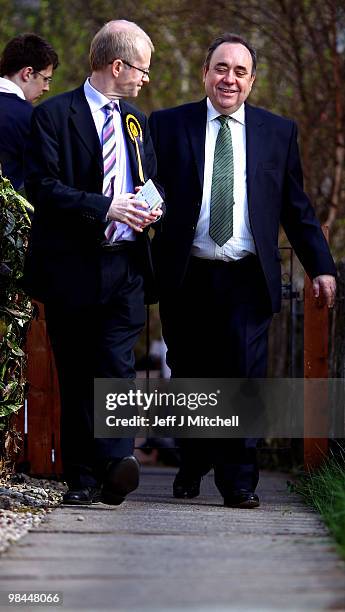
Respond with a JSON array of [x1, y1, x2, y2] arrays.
[[209, 115, 234, 247]]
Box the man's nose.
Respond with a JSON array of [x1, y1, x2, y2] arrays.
[[223, 70, 235, 83]]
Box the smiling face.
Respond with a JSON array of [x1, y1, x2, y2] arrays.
[[203, 42, 255, 115]]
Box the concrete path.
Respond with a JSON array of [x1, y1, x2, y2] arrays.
[[0, 468, 344, 611]]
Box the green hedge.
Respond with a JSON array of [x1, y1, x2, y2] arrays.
[[0, 173, 33, 468]]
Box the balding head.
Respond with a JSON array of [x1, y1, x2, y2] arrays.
[[90, 19, 154, 71]]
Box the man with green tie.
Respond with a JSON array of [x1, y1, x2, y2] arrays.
[[149, 32, 336, 508]]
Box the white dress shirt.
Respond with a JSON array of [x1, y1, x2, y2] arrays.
[[191, 98, 255, 260], [0, 77, 26, 99], [84, 78, 135, 242]]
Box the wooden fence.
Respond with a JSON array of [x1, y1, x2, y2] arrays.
[[17, 304, 62, 476]]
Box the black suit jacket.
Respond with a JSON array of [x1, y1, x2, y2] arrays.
[[23, 85, 159, 307], [149, 99, 336, 312]]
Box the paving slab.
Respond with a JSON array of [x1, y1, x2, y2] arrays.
[[0, 469, 344, 611]]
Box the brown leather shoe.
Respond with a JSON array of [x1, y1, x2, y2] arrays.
[[224, 490, 260, 508], [102, 456, 140, 505]]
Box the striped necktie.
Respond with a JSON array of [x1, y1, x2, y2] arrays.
[[102, 101, 117, 241], [209, 115, 234, 247]]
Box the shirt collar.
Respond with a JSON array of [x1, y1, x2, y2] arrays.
[[84, 78, 120, 114], [0, 77, 26, 100], [206, 97, 245, 126]]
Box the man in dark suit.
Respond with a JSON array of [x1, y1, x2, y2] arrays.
[[0, 33, 58, 191], [23, 20, 162, 505], [149, 33, 336, 508]]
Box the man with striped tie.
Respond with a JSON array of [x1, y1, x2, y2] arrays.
[[23, 20, 162, 505], [149, 33, 336, 508]]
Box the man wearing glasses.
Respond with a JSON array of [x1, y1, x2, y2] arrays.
[[0, 33, 58, 191], [23, 20, 162, 505]]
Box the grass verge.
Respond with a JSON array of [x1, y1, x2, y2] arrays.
[[293, 453, 345, 559]]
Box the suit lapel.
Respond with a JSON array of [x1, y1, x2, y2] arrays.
[[69, 86, 103, 170], [185, 101, 265, 198], [185, 99, 207, 189], [120, 100, 143, 185], [245, 103, 264, 204]]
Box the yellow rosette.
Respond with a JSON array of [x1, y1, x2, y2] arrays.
[[125, 114, 145, 183]]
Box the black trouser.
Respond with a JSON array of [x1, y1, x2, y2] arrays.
[[160, 255, 273, 494], [45, 248, 145, 489]]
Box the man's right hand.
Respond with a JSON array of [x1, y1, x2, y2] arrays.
[[106, 193, 153, 232]]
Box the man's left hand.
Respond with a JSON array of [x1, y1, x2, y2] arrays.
[[312, 275, 336, 308]]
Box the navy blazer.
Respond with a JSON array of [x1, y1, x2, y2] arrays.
[[23, 85, 159, 306], [0, 92, 32, 190], [149, 99, 336, 312]]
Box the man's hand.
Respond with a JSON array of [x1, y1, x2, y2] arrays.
[[134, 185, 163, 225], [312, 274, 336, 308], [146, 206, 163, 224], [107, 193, 159, 232]]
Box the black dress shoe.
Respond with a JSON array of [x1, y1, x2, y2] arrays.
[[173, 472, 201, 499], [224, 489, 260, 509], [102, 456, 140, 505], [63, 487, 102, 505]]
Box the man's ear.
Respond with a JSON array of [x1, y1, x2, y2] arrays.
[[110, 59, 122, 78], [21, 66, 34, 82], [202, 65, 208, 84]]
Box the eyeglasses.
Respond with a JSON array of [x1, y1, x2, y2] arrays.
[[33, 70, 53, 84], [108, 58, 150, 78]]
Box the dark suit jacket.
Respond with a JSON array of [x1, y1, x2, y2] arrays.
[[23, 85, 159, 307], [149, 99, 336, 312], [0, 93, 32, 190]]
